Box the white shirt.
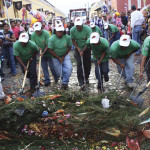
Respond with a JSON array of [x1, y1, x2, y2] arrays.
[[131, 10, 144, 28]]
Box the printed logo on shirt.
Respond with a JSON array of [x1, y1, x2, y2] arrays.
[[83, 36, 87, 40], [64, 42, 67, 48], [145, 47, 148, 51]]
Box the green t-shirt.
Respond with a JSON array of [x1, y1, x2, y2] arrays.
[[13, 40, 39, 62], [110, 40, 140, 58], [48, 34, 72, 57], [70, 25, 92, 49], [86, 37, 109, 62], [92, 25, 103, 37], [31, 30, 50, 57], [142, 36, 150, 57], [108, 24, 119, 33]]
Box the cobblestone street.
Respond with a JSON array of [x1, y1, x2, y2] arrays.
[[2, 51, 150, 107]]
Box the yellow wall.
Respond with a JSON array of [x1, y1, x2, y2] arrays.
[[0, 0, 65, 20]]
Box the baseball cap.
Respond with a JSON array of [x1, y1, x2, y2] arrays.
[[55, 23, 64, 31], [90, 32, 100, 44], [28, 28, 34, 35], [75, 17, 83, 26], [19, 33, 29, 43], [90, 22, 95, 28], [0, 22, 3, 25], [119, 35, 131, 47], [104, 23, 109, 29], [33, 22, 42, 31]]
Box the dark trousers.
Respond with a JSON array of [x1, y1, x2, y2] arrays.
[[74, 48, 91, 85], [145, 57, 150, 82], [110, 31, 120, 46], [20, 57, 37, 89], [95, 60, 109, 89]]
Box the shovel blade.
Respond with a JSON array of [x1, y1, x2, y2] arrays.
[[32, 90, 45, 98], [130, 96, 144, 108]]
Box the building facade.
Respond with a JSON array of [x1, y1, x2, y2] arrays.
[[0, 0, 65, 20], [111, 0, 149, 13]]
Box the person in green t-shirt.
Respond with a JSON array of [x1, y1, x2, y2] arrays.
[[90, 22, 103, 37], [86, 32, 109, 92], [28, 27, 34, 40], [48, 23, 72, 90], [13, 33, 39, 91], [139, 36, 150, 82], [110, 35, 140, 88], [104, 23, 120, 46], [70, 17, 92, 87], [31, 22, 58, 86]]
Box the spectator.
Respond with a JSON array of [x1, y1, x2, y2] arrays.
[[10, 20, 20, 40], [121, 12, 128, 26], [94, 15, 101, 28], [61, 18, 67, 29], [85, 17, 90, 26], [16, 20, 25, 32], [66, 21, 73, 36], [131, 4, 144, 55], [3, 23, 16, 76]]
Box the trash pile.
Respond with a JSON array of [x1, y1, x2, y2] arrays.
[[0, 91, 150, 149]]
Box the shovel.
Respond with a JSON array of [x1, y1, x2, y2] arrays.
[[33, 49, 45, 97], [97, 58, 103, 93], [59, 62, 63, 88], [19, 61, 30, 99], [129, 58, 150, 107], [130, 81, 150, 107], [81, 56, 87, 91]]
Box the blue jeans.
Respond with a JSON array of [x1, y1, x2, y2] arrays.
[[110, 31, 120, 46], [103, 30, 108, 40], [116, 54, 134, 83], [41, 56, 58, 84], [95, 60, 109, 88], [52, 54, 72, 85], [3, 46, 16, 75], [132, 25, 142, 54]]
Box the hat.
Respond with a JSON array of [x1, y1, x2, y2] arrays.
[[90, 32, 100, 44], [55, 23, 64, 31], [104, 23, 109, 29], [19, 33, 29, 43], [119, 35, 131, 47], [33, 22, 42, 31], [74, 17, 83, 26], [0, 22, 2, 25], [90, 22, 95, 28], [28, 28, 34, 35]]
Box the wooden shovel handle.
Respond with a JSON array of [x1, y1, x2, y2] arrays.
[[146, 81, 150, 88], [38, 49, 42, 82], [22, 61, 30, 89]]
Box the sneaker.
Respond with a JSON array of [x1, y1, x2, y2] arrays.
[[12, 73, 17, 76], [104, 75, 109, 82], [127, 82, 136, 88], [62, 84, 68, 90]]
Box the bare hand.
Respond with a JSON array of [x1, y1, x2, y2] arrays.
[[24, 66, 28, 72], [77, 48, 82, 53], [120, 64, 125, 69], [80, 51, 83, 56], [139, 73, 143, 79], [58, 57, 63, 63], [40, 53, 44, 57], [5, 37, 10, 40]]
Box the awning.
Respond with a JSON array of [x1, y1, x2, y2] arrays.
[[95, 7, 101, 11]]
